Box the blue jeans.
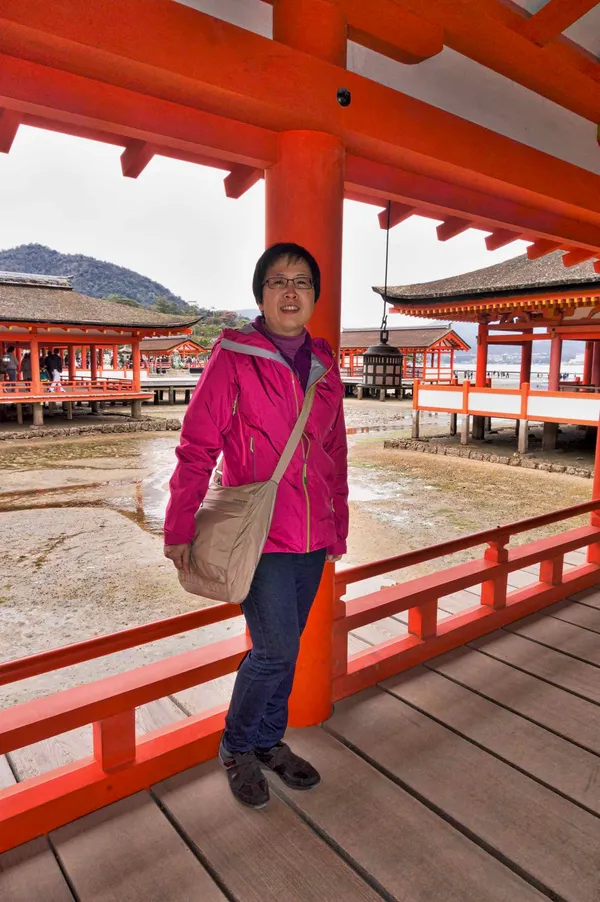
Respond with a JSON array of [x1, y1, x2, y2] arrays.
[[223, 548, 327, 754]]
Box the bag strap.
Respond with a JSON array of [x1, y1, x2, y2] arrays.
[[271, 383, 317, 485]]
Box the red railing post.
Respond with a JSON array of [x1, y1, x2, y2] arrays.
[[408, 600, 438, 638], [481, 538, 509, 609], [93, 710, 136, 772], [540, 555, 564, 585], [588, 416, 600, 563]]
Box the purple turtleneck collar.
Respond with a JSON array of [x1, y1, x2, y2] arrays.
[[252, 315, 312, 392]]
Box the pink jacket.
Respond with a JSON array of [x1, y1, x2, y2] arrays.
[[164, 323, 349, 556]]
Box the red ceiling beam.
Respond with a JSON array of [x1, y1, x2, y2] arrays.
[[120, 140, 154, 178], [223, 165, 264, 199], [264, 0, 443, 65], [0, 106, 19, 153], [345, 156, 600, 252], [377, 202, 416, 229], [485, 229, 523, 251], [561, 248, 598, 267], [392, 0, 600, 123], [436, 216, 473, 241], [0, 53, 277, 170], [1, 3, 600, 225], [518, 0, 600, 47], [526, 240, 562, 259]]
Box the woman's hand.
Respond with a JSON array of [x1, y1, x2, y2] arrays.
[[164, 543, 191, 573], [326, 554, 342, 563]]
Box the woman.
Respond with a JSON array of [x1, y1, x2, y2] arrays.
[[164, 242, 349, 809]]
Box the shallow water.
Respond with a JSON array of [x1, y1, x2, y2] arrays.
[[0, 425, 422, 537]]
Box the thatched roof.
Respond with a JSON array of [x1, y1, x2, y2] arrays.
[[375, 251, 600, 304], [341, 326, 470, 351], [0, 272, 199, 330], [140, 335, 209, 352]]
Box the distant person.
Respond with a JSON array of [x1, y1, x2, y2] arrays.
[[21, 352, 32, 382], [46, 348, 65, 393], [0, 346, 18, 383]]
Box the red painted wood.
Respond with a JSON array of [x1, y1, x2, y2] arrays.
[[93, 710, 136, 772], [0, 635, 250, 754]]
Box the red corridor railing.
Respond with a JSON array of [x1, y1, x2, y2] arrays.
[[1, 499, 600, 853]]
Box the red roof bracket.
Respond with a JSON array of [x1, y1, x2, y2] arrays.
[[436, 217, 472, 241], [224, 165, 263, 199], [121, 140, 155, 179], [527, 239, 562, 259], [0, 107, 19, 154], [378, 202, 415, 229], [485, 229, 522, 251], [519, 0, 599, 47], [562, 248, 597, 267]]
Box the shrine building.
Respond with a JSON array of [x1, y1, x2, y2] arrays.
[[0, 270, 199, 425], [378, 251, 600, 452]]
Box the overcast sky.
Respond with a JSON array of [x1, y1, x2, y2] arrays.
[[0, 126, 528, 328]]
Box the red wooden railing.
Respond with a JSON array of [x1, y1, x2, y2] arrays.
[[1, 500, 600, 852], [0, 377, 140, 398]]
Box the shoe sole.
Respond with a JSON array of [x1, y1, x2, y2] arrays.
[[258, 763, 321, 791]]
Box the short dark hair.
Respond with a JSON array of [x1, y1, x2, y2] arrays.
[[252, 242, 321, 305], [6, 346, 14, 353]]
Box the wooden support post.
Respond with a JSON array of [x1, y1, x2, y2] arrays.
[[408, 600, 438, 639], [91, 401, 100, 414], [65, 401, 73, 421], [460, 414, 470, 445], [518, 419, 529, 454], [132, 338, 141, 392], [481, 539, 509, 609], [542, 422, 559, 451], [378, 387, 386, 402], [169, 387, 176, 405], [412, 408, 420, 439], [16, 404, 23, 425], [131, 399, 142, 420], [472, 416, 485, 440], [32, 403, 43, 426], [93, 710, 136, 772], [449, 412, 457, 436], [520, 331, 533, 386], [185, 389, 191, 404]]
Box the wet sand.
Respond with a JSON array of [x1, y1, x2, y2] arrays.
[[0, 400, 592, 707]]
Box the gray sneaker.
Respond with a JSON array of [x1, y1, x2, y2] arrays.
[[218, 740, 270, 809]]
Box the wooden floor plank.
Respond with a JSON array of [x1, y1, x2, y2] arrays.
[[564, 550, 587, 565], [350, 616, 407, 647], [470, 631, 600, 704], [0, 837, 73, 902], [548, 600, 600, 634], [506, 612, 600, 667], [274, 726, 547, 902], [384, 665, 600, 815], [10, 698, 187, 781], [507, 569, 538, 589], [52, 792, 226, 902], [155, 760, 381, 902], [428, 646, 600, 755], [571, 587, 600, 609], [328, 686, 600, 902], [437, 589, 480, 614]]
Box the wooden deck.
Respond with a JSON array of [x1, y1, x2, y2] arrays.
[[2, 577, 599, 902]]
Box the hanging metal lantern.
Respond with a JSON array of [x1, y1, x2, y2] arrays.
[[362, 328, 403, 398], [360, 202, 403, 399]]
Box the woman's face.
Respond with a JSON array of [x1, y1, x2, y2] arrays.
[[259, 255, 315, 336]]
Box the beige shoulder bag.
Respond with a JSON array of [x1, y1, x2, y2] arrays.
[[178, 383, 317, 604]]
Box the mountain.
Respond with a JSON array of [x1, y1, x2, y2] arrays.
[[0, 244, 190, 311]]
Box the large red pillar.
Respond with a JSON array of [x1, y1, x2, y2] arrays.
[[520, 332, 533, 386], [475, 323, 489, 387], [548, 334, 563, 391], [583, 341, 593, 384], [131, 338, 141, 391], [266, 131, 345, 727], [592, 342, 600, 387]]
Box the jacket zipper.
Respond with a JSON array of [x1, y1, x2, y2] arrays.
[[250, 435, 256, 482], [291, 365, 332, 553]]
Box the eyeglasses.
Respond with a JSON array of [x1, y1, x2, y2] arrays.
[[262, 277, 314, 291]]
